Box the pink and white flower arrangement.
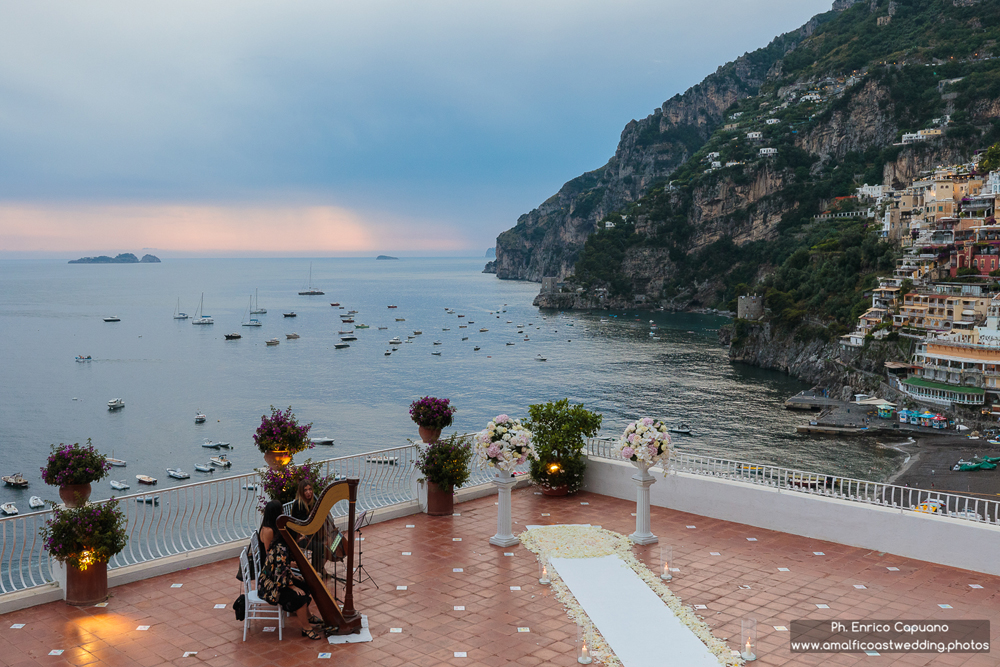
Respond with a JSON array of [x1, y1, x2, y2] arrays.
[[475, 414, 536, 472], [616, 417, 672, 465]]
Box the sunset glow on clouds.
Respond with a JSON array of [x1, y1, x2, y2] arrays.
[[0, 0, 833, 257]]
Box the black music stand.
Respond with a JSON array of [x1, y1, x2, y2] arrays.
[[353, 510, 378, 589]]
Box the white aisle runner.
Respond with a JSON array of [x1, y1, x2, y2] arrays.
[[550, 555, 720, 667]]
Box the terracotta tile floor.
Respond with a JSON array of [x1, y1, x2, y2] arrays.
[[2, 488, 1000, 666]]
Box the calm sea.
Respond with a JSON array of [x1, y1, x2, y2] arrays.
[[0, 257, 902, 508]]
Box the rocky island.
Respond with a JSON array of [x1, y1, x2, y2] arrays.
[[376, 255, 399, 260], [69, 253, 160, 264]]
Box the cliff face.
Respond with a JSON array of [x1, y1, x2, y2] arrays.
[[492, 22, 822, 282]]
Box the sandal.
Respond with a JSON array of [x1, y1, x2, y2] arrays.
[[302, 628, 323, 640], [308, 614, 323, 624]]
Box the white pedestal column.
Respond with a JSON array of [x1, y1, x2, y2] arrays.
[[629, 462, 658, 545], [490, 469, 520, 547]]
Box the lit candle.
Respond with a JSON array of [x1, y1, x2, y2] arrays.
[[578, 639, 592, 664]]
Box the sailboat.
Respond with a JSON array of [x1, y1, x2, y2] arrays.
[[173, 298, 190, 320], [192, 293, 213, 325], [250, 288, 267, 314], [298, 263, 324, 295], [242, 294, 262, 327]]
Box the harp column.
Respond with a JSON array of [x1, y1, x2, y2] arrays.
[[489, 470, 519, 547]]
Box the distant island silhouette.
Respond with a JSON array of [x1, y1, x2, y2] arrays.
[[376, 255, 399, 260], [69, 253, 161, 264]]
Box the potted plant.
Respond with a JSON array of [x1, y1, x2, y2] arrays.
[[409, 396, 456, 443], [258, 459, 334, 509], [254, 406, 313, 469], [41, 499, 128, 605], [526, 399, 602, 496], [415, 434, 473, 515], [41, 440, 112, 507]]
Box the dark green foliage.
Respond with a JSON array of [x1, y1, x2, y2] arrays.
[[980, 143, 1000, 173], [416, 434, 473, 490], [526, 399, 603, 494]]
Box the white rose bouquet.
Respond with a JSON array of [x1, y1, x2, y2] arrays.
[[616, 417, 672, 465], [475, 414, 536, 472]]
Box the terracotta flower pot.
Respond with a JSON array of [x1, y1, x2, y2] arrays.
[[263, 450, 293, 470], [541, 485, 568, 497], [59, 483, 92, 508], [65, 560, 108, 606], [418, 426, 442, 444], [426, 481, 454, 516]]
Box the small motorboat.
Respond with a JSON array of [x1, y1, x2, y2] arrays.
[[387, 305, 397, 308], [479, 328, 488, 332], [395, 317, 406, 321], [2, 473, 29, 488], [136, 495, 160, 505], [75, 355, 92, 362], [110, 480, 130, 490], [459, 325, 467, 329], [385, 350, 392, 356], [195, 412, 207, 423], [442, 327, 450, 331], [202, 439, 232, 449], [1, 503, 17, 515], [108, 398, 125, 410], [355, 324, 369, 329], [265, 338, 280, 346], [340, 335, 357, 341], [461, 336, 469, 341], [194, 463, 214, 473], [457, 314, 465, 318], [378, 326, 388, 330], [103, 316, 121, 322], [338, 329, 354, 334], [431, 351, 442, 356], [224, 332, 242, 340], [242, 483, 260, 491], [210, 455, 232, 468], [136, 475, 157, 485], [167, 468, 190, 480], [536, 355, 547, 361], [107, 457, 127, 467], [310, 437, 335, 446], [433, 341, 443, 345], [413, 330, 422, 335], [29, 496, 44, 509], [286, 333, 300, 339], [283, 312, 297, 318], [467, 321, 475, 324], [474, 346, 481, 351], [341, 318, 354, 323], [334, 343, 350, 349], [330, 302, 340, 306], [506, 342, 515, 346], [669, 424, 692, 435], [389, 337, 402, 345]]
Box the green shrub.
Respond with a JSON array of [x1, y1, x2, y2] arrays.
[[526, 399, 603, 494]]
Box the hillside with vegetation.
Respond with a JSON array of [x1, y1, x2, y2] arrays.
[[495, 0, 1000, 342]]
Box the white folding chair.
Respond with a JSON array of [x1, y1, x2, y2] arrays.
[[240, 547, 284, 641], [249, 532, 263, 580]]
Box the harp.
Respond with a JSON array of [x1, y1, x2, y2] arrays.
[[277, 478, 362, 635]]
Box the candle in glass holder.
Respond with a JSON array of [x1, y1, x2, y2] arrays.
[[660, 544, 673, 581], [539, 557, 551, 585], [741, 617, 757, 661], [576, 623, 592, 664]]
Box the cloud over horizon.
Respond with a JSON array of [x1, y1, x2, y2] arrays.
[[0, 0, 833, 256]]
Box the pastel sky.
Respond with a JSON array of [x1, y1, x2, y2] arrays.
[[0, 0, 832, 258]]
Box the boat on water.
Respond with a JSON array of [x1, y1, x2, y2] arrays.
[[536, 355, 547, 361], [110, 480, 130, 490], [1, 503, 17, 515], [461, 336, 468, 341], [298, 263, 325, 295], [192, 293, 214, 325], [103, 316, 120, 322], [377, 326, 388, 330], [431, 351, 442, 356], [669, 424, 692, 435], [506, 342, 515, 346], [107, 455, 127, 467], [283, 312, 297, 318], [251, 288, 267, 314], [395, 317, 406, 321], [433, 341, 442, 345], [166, 468, 190, 480], [242, 294, 263, 327], [387, 305, 397, 308], [334, 343, 350, 349], [225, 332, 242, 340], [194, 463, 214, 473], [458, 325, 467, 329], [442, 327, 450, 331], [474, 346, 480, 351], [173, 298, 190, 320], [355, 324, 369, 329], [340, 317, 354, 323], [340, 335, 357, 341], [385, 350, 392, 356], [330, 302, 340, 306], [75, 355, 92, 362], [195, 412, 206, 423], [29, 496, 44, 509], [136, 495, 159, 505], [136, 475, 157, 485], [338, 329, 354, 335], [479, 328, 488, 332], [108, 398, 125, 410], [388, 337, 402, 345], [412, 330, 422, 335], [286, 333, 300, 339], [210, 455, 232, 468], [348, 310, 358, 314], [202, 439, 232, 449], [310, 437, 335, 446], [2, 473, 28, 488], [265, 338, 280, 346]]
